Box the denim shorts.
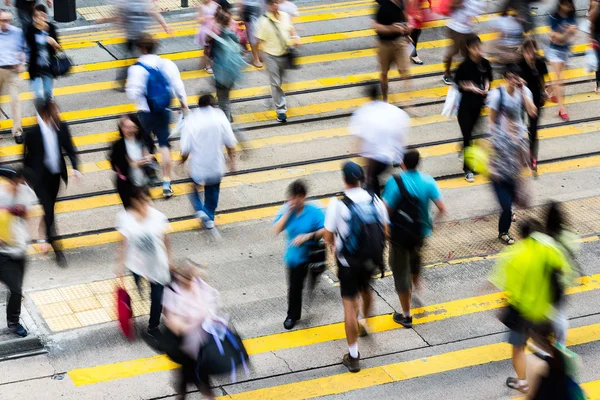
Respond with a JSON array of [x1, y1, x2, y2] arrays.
[[139, 110, 171, 148], [546, 46, 570, 64]]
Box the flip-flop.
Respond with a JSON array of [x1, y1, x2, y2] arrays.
[[252, 62, 263, 68], [506, 377, 529, 393]]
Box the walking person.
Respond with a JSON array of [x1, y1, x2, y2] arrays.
[[454, 34, 492, 182], [0, 10, 26, 144], [255, 0, 301, 123], [109, 114, 157, 209], [350, 85, 409, 195], [126, 33, 189, 199], [487, 64, 537, 245], [442, 0, 484, 85], [0, 168, 36, 338], [489, 219, 570, 394], [115, 186, 172, 342], [519, 38, 548, 172], [590, 0, 600, 94], [4, 0, 52, 38], [382, 150, 446, 327], [547, 0, 577, 121], [273, 180, 325, 330], [25, 4, 60, 102], [372, 0, 412, 101], [407, 0, 428, 65], [23, 99, 81, 266], [487, 8, 524, 66], [240, 0, 264, 68], [324, 162, 388, 373], [180, 94, 237, 234], [196, 0, 220, 73], [98, 0, 171, 88]]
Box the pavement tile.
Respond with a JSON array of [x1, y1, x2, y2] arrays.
[[75, 308, 112, 326], [87, 279, 118, 295], [67, 297, 103, 313], [37, 301, 73, 319], [59, 284, 94, 301], [29, 289, 65, 306], [45, 314, 82, 332]]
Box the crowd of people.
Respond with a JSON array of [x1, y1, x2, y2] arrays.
[[0, 0, 596, 398]]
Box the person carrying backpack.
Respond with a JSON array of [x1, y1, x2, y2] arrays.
[[126, 33, 189, 199], [324, 161, 388, 373], [382, 150, 446, 328]]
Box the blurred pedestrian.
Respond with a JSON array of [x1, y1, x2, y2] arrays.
[[126, 33, 189, 199], [4, 0, 52, 38], [487, 64, 537, 245], [372, 0, 411, 102], [196, 0, 220, 73], [115, 186, 172, 343], [278, 0, 299, 17], [273, 180, 325, 330], [382, 150, 446, 327], [503, 0, 535, 32], [180, 94, 237, 235], [239, 0, 263, 68], [98, 0, 171, 89], [0, 168, 36, 338], [590, 0, 600, 94], [23, 99, 80, 266], [255, 0, 301, 123], [109, 114, 157, 209], [442, 0, 483, 85], [25, 4, 60, 102], [487, 8, 523, 65], [519, 38, 548, 172], [547, 0, 577, 121], [407, 0, 427, 65], [489, 219, 571, 394], [454, 34, 491, 182], [0, 10, 26, 144], [324, 162, 388, 373], [207, 7, 246, 122], [350, 85, 409, 195]]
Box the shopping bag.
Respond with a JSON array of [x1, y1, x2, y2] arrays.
[[464, 144, 490, 176], [171, 113, 186, 137], [441, 86, 461, 118], [586, 47, 598, 73], [116, 287, 134, 340]]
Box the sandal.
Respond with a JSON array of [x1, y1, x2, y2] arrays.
[[499, 233, 515, 245], [506, 377, 529, 393], [411, 56, 424, 65], [558, 110, 570, 121], [511, 212, 517, 222]]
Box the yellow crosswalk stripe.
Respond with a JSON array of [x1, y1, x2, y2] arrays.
[[67, 318, 600, 387]]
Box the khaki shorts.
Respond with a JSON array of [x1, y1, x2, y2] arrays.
[[444, 27, 469, 62], [377, 37, 410, 75], [389, 244, 422, 293]]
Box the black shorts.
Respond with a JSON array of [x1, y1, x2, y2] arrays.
[[338, 261, 372, 298]]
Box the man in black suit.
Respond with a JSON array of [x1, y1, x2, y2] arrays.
[[23, 99, 80, 265]]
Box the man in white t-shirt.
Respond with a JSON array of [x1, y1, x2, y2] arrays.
[[324, 162, 388, 373], [442, 0, 484, 85], [180, 94, 237, 233], [0, 168, 36, 338], [350, 85, 409, 195]]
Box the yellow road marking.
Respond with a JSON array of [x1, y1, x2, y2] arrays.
[[68, 318, 600, 387]]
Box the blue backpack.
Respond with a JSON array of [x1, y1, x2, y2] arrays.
[[135, 62, 172, 112]]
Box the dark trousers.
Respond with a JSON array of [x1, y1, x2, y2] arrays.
[[216, 83, 232, 122], [287, 263, 308, 321], [594, 34, 600, 86], [410, 28, 421, 57], [0, 254, 25, 325], [116, 178, 134, 209], [528, 109, 541, 161], [133, 273, 164, 330], [457, 101, 484, 172], [189, 181, 221, 221], [366, 158, 389, 196], [35, 171, 61, 244], [492, 179, 516, 234]]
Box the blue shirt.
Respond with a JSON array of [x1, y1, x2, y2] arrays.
[[274, 202, 325, 268], [382, 171, 442, 237], [0, 25, 25, 67], [549, 13, 576, 51]]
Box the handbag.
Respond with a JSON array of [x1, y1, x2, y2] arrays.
[[50, 51, 73, 77], [116, 287, 134, 340], [267, 17, 298, 70]]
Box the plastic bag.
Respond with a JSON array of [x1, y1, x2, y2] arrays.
[[171, 113, 186, 137], [464, 145, 490, 176], [586, 47, 598, 73], [441, 86, 461, 118]]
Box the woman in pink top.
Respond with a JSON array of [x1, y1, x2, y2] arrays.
[[196, 0, 220, 73]]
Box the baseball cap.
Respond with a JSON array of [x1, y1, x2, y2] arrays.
[[342, 161, 364, 185]]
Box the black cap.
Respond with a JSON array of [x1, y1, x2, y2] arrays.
[[342, 161, 364, 185]]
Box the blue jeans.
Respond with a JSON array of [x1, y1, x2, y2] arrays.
[[189, 181, 221, 221], [492, 179, 516, 235], [32, 73, 54, 102]]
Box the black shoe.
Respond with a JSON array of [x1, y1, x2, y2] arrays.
[[147, 327, 162, 341], [14, 134, 23, 145], [393, 312, 413, 328], [55, 250, 67, 268], [8, 323, 28, 338], [342, 353, 360, 373], [442, 75, 453, 85], [283, 318, 296, 330]]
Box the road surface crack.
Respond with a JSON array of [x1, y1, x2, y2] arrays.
[[271, 351, 293, 373]]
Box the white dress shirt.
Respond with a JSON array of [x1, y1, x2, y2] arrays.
[[125, 54, 187, 112], [38, 115, 61, 174]]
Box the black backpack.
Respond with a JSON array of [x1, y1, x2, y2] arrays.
[[390, 175, 423, 248], [339, 195, 386, 274]]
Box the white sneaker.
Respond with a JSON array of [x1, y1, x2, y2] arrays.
[[205, 219, 215, 229], [465, 172, 475, 183], [196, 210, 210, 225]]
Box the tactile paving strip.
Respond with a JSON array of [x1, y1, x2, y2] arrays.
[[77, 0, 202, 21]]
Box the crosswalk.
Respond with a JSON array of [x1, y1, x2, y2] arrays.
[[3, 0, 600, 398]]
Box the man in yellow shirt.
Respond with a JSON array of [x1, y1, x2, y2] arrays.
[[255, 0, 301, 123]]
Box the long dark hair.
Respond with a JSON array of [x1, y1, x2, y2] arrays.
[[118, 114, 144, 141], [545, 201, 565, 239], [554, 0, 575, 18]]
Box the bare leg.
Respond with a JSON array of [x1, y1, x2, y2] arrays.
[[550, 61, 566, 114], [512, 345, 527, 380], [380, 72, 389, 102], [343, 296, 360, 346], [160, 146, 172, 181]]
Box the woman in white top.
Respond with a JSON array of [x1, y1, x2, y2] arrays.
[[115, 187, 172, 339], [487, 9, 524, 65]]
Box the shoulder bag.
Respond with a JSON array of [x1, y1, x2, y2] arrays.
[[267, 16, 298, 70]]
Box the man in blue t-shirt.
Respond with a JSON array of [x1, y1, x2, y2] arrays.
[[382, 150, 446, 328], [273, 180, 325, 330]]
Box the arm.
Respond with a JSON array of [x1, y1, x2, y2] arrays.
[[291, 228, 325, 246], [433, 198, 447, 222], [324, 229, 335, 252], [115, 236, 127, 277], [125, 65, 145, 103], [165, 61, 188, 111], [521, 87, 538, 117], [164, 234, 173, 267], [372, 21, 408, 35], [289, 24, 301, 47], [61, 124, 80, 172], [272, 208, 292, 235], [151, 10, 171, 34]]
